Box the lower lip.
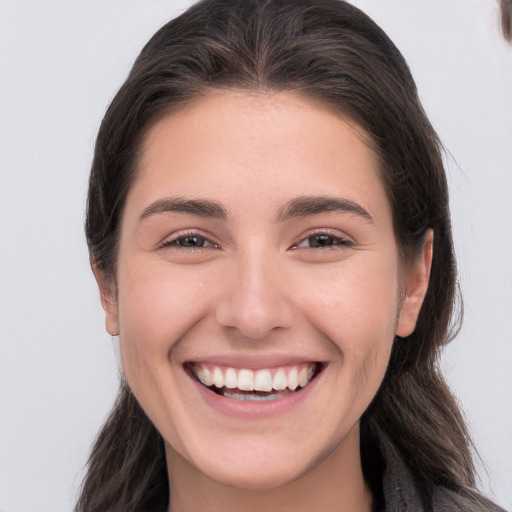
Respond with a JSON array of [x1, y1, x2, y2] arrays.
[[187, 370, 320, 420]]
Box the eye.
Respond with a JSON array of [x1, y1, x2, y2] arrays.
[[174, 235, 209, 248], [292, 232, 353, 250], [159, 231, 219, 251]]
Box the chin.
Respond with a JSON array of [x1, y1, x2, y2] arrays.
[[202, 460, 309, 492], [182, 433, 336, 493]]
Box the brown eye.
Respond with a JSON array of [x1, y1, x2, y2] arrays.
[[300, 233, 351, 249], [176, 236, 207, 248], [291, 231, 353, 251], [307, 234, 338, 248], [159, 232, 219, 251]]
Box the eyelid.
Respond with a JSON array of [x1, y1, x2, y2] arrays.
[[157, 229, 220, 250], [290, 228, 354, 249]]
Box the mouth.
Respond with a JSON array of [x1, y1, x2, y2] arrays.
[[185, 362, 322, 402]]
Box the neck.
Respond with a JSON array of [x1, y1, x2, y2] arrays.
[[166, 425, 373, 512]]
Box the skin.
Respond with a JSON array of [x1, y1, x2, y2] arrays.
[[96, 91, 432, 512]]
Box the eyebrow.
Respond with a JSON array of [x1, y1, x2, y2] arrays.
[[276, 195, 374, 223], [138, 194, 373, 224], [139, 197, 228, 221]]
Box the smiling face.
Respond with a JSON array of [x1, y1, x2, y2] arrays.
[[97, 91, 431, 498]]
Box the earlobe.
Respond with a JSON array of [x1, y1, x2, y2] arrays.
[[92, 263, 120, 336], [395, 230, 434, 338]]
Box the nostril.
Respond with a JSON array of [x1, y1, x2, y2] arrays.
[[215, 297, 294, 340]]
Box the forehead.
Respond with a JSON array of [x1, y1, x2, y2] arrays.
[[128, 91, 390, 224], [140, 91, 376, 168]]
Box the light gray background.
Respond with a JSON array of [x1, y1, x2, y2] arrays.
[[0, 1, 511, 511]]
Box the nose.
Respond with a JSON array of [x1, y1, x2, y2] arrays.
[[215, 252, 294, 340]]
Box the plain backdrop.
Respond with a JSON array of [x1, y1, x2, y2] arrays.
[[0, 1, 511, 511]]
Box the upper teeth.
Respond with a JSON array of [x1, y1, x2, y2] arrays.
[[193, 364, 315, 392]]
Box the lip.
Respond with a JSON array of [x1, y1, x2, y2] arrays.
[[184, 359, 324, 420], [185, 353, 323, 370]]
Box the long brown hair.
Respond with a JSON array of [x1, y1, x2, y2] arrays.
[[79, 0, 486, 509]]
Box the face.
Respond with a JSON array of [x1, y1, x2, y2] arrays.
[[98, 91, 430, 491]]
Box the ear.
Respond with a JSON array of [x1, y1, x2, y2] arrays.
[[92, 263, 119, 336], [395, 229, 433, 338]]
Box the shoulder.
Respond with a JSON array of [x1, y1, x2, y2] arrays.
[[381, 472, 507, 512], [375, 432, 506, 512], [432, 486, 508, 512]]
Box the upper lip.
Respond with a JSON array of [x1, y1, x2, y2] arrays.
[[183, 354, 325, 370]]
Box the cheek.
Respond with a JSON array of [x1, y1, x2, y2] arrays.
[[115, 263, 215, 377], [295, 255, 399, 385], [301, 255, 400, 333]]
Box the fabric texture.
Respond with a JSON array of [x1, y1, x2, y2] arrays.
[[376, 432, 507, 512]]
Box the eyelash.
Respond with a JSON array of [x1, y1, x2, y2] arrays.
[[158, 231, 219, 251], [291, 231, 354, 250], [158, 230, 353, 252]]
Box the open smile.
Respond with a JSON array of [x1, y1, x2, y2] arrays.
[[186, 362, 322, 402]]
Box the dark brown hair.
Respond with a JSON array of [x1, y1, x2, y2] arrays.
[[79, 1, 489, 510], [500, 0, 512, 42]]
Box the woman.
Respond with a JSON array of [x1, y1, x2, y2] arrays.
[[77, 0, 505, 510]]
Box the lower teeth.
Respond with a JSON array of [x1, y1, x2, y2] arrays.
[[221, 390, 288, 401], [211, 386, 295, 401]]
